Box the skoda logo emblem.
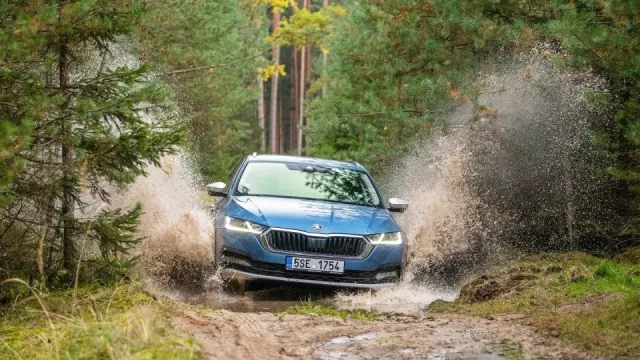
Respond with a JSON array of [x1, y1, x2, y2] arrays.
[[312, 224, 323, 232]]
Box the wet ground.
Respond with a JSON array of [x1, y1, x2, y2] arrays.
[[166, 281, 596, 359], [172, 305, 596, 360], [170, 280, 458, 315], [173, 281, 338, 313]]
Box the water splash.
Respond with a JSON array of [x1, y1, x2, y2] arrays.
[[333, 46, 613, 312], [115, 155, 214, 288], [74, 40, 216, 289]]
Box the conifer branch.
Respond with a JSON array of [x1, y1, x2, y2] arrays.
[[161, 53, 263, 76]]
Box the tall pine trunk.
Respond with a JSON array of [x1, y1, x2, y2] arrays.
[[279, 95, 284, 153], [297, 45, 305, 155], [297, 0, 310, 155], [322, 0, 329, 98], [256, 18, 266, 152], [269, 9, 281, 154], [58, 0, 75, 272], [258, 73, 265, 151], [290, 45, 298, 151]]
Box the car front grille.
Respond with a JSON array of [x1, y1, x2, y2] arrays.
[[264, 230, 369, 257]]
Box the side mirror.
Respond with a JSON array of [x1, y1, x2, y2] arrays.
[[388, 198, 408, 213], [206, 182, 227, 197]]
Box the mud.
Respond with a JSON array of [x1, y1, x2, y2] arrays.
[[169, 282, 338, 313], [173, 310, 597, 359], [166, 280, 458, 315]]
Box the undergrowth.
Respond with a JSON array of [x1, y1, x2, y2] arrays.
[[0, 281, 199, 359], [428, 251, 640, 359]]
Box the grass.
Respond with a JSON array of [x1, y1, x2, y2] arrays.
[[484, 340, 523, 360], [281, 299, 378, 320], [0, 282, 199, 359], [427, 251, 640, 358]]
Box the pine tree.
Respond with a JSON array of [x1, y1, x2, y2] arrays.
[[0, 0, 183, 283], [270, 7, 282, 154], [306, 0, 526, 170], [139, 0, 267, 179], [272, 1, 344, 154], [546, 0, 640, 238]]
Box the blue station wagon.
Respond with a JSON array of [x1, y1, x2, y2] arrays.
[[207, 154, 409, 289]]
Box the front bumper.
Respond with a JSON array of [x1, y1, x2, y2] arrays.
[[221, 269, 396, 289], [217, 229, 404, 289], [222, 251, 401, 288]]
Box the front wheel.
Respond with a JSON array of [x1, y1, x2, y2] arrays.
[[212, 231, 225, 271], [213, 248, 223, 271]]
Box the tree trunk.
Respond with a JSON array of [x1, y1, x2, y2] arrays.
[[290, 46, 298, 151], [269, 9, 281, 154], [306, 47, 312, 85], [256, 17, 266, 152], [257, 73, 266, 151], [322, 0, 329, 98], [304, 0, 311, 86], [279, 94, 284, 154], [297, 0, 311, 155], [58, 0, 75, 272], [297, 46, 306, 155]]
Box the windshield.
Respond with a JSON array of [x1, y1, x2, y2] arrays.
[[235, 161, 381, 207]]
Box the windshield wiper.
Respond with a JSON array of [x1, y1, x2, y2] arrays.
[[302, 165, 331, 173]]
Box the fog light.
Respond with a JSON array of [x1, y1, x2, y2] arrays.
[[374, 271, 397, 280], [227, 257, 251, 268]]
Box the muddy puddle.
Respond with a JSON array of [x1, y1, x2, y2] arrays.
[[170, 282, 336, 313], [166, 280, 458, 315]]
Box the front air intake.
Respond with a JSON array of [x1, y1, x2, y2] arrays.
[[264, 230, 369, 257]]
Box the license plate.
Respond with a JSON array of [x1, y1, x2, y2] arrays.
[[286, 257, 344, 274]]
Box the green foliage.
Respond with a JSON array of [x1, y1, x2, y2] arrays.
[[276, 5, 346, 50], [0, 1, 184, 287], [87, 203, 143, 258], [0, 283, 198, 359], [306, 0, 531, 171], [543, 0, 640, 236], [307, 0, 640, 243], [282, 299, 377, 320], [0, 120, 33, 207], [138, 0, 268, 182]]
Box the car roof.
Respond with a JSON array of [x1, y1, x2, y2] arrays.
[[247, 154, 366, 171]]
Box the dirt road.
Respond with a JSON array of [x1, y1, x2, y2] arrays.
[[173, 309, 595, 359]]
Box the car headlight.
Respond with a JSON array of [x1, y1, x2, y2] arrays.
[[366, 232, 403, 245], [224, 216, 267, 234]]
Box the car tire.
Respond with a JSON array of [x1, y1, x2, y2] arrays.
[[212, 232, 224, 270]]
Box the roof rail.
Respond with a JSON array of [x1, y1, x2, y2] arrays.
[[348, 160, 362, 167]]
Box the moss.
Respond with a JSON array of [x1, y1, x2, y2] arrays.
[[427, 252, 640, 358]]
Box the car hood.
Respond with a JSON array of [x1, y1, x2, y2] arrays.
[[225, 196, 400, 235]]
